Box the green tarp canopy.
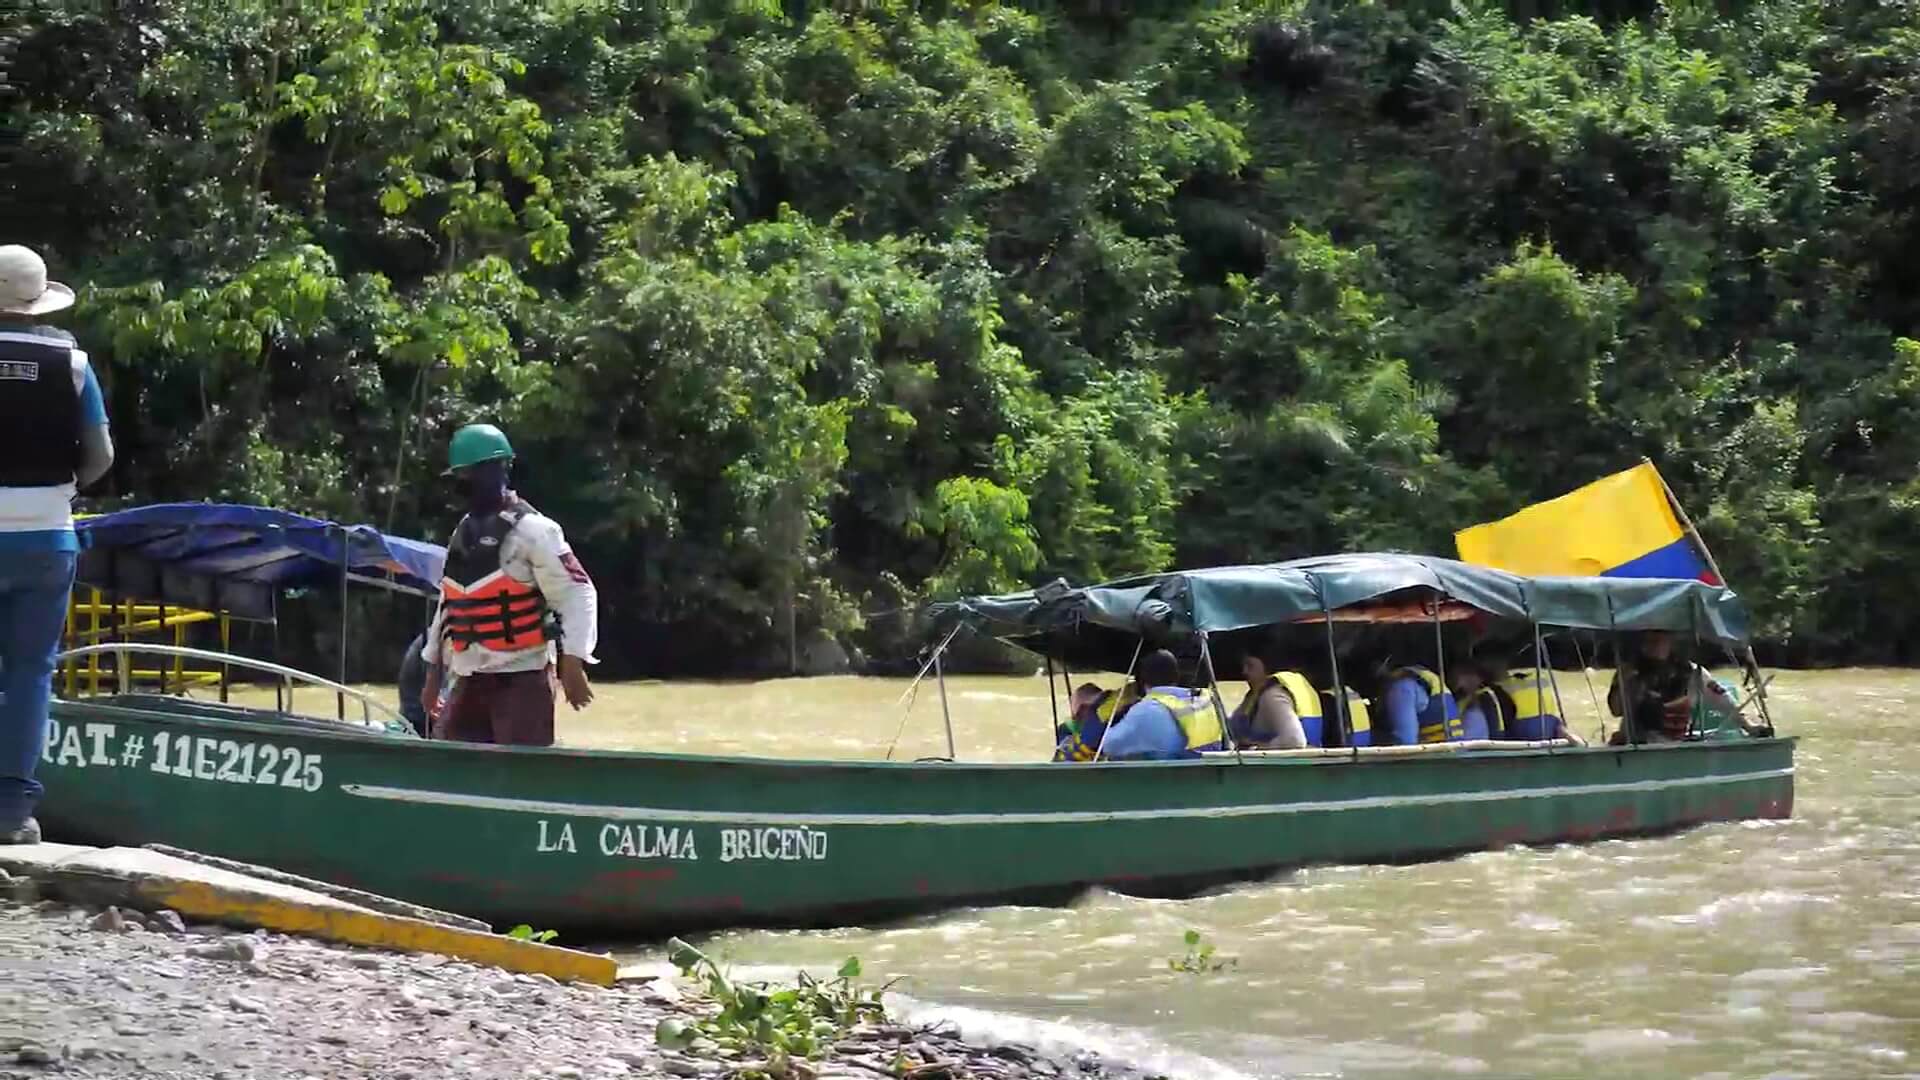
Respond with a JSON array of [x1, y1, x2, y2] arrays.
[[929, 553, 1750, 673]]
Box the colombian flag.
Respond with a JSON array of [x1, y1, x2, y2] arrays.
[[1454, 462, 1718, 584]]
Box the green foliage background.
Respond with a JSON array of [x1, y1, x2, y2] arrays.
[[8, 0, 1916, 671]]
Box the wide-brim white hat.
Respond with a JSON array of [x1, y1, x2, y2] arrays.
[[0, 245, 75, 316]]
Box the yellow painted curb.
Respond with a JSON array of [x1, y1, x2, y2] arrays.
[[142, 878, 618, 986]]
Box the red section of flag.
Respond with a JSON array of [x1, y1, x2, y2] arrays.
[[558, 550, 593, 585]]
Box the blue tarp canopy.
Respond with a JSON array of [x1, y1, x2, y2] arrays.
[[930, 553, 1752, 674], [77, 504, 446, 620]]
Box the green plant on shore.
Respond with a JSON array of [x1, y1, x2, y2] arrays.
[[658, 937, 893, 1075], [504, 924, 558, 944], [1169, 929, 1236, 974]]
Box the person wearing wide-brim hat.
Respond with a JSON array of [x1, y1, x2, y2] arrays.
[[0, 245, 115, 845], [418, 423, 598, 747]]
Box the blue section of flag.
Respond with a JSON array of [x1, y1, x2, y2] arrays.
[[1601, 537, 1716, 583]]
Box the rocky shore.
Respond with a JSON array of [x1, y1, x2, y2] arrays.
[[1, 881, 1168, 1080]]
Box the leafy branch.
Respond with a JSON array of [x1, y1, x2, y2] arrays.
[[658, 938, 897, 1077]]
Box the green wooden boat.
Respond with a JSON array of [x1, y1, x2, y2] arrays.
[[35, 506, 1795, 935]]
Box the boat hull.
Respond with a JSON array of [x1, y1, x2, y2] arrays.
[[36, 696, 1796, 935]]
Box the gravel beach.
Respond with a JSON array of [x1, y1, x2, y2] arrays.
[[0, 887, 1166, 1080]]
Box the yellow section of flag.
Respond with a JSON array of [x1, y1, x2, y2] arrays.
[[1454, 462, 1687, 577]]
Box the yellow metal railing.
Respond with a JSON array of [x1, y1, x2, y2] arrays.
[[60, 586, 231, 697]]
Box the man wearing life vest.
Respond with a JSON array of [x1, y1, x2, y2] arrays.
[[1053, 682, 1139, 762], [1380, 663, 1469, 744], [1322, 686, 1374, 747], [0, 246, 114, 846], [419, 424, 598, 746], [1229, 654, 1316, 749], [1606, 631, 1694, 743], [1097, 649, 1226, 760], [1451, 659, 1507, 741], [1455, 658, 1586, 745]]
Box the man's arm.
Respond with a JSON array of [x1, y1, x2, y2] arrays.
[[1100, 702, 1185, 760], [524, 516, 599, 709], [74, 354, 113, 488], [418, 606, 446, 725], [1383, 678, 1420, 744], [1260, 686, 1307, 749]]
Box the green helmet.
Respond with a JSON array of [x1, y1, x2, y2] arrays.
[[445, 423, 515, 475]]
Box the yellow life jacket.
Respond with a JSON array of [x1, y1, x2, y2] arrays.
[[1053, 688, 1137, 762], [1328, 684, 1374, 745], [1059, 684, 1121, 760], [1466, 686, 1508, 739], [1395, 665, 1465, 744], [1265, 671, 1325, 746], [1496, 668, 1559, 740], [1144, 689, 1225, 755]]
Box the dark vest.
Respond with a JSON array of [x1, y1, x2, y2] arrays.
[[439, 497, 550, 653], [0, 327, 83, 487]]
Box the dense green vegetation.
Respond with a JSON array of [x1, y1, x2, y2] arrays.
[[8, 0, 1918, 670]]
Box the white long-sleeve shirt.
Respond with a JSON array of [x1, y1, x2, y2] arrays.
[[421, 508, 599, 677]]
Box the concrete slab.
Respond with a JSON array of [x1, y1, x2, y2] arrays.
[[0, 841, 93, 876], [5, 842, 618, 986], [143, 843, 490, 933]]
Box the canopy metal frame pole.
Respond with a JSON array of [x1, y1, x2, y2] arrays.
[[119, 593, 133, 695], [1569, 632, 1608, 744], [157, 596, 169, 696], [214, 580, 231, 704], [1607, 594, 1636, 747], [933, 647, 956, 761], [337, 525, 350, 722], [1092, 638, 1145, 761], [1198, 631, 1243, 764], [885, 623, 961, 761], [1687, 602, 1706, 739], [1310, 573, 1352, 754], [1045, 654, 1060, 737], [1515, 582, 1553, 753], [1058, 657, 1076, 746], [1646, 458, 1775, 729], [1537, 623, 1570, 743], [271, 592, 285, 712]]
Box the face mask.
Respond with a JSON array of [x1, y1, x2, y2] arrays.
[[457, 460, 510, 516]]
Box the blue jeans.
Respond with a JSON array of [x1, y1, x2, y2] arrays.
[[0, 550, 77, 828]]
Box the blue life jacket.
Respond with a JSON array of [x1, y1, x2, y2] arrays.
[[1394, 666, 1465, 744], [1054, 691, 1128, 762]]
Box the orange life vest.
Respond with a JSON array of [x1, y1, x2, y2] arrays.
[[439, 500, 550, 653]]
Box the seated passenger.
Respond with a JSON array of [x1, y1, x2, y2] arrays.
[[1380, 663, 1464, 745], [1229, 654, 1318, 749], [1498, 665, 1585, 744], [1453, 660, 1586, 745], [1449, 660, 1505, 741], [1608, 631, 1761, 744], [1053, 682, 1137, 761], [1098, 649, 1225, 760], [1320, 687, 1374, 747], [1607, 631, 1694, 743]]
